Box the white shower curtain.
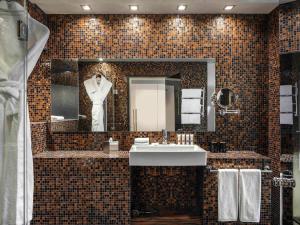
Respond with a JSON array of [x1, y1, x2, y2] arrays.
[[0, 2, 49, 224]]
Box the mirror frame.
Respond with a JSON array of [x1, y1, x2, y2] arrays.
[[216, 88, 238, 109]]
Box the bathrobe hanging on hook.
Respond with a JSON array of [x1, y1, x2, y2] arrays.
[[84, 75, 112, 132]]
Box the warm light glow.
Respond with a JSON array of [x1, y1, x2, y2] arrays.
[[177, 5, 187, 11], [129, 5, 139, 11], [81, 5, 91, 11], [224, 5, 235, 11]]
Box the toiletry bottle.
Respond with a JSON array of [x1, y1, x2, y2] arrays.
[[190, 134, 194, 145], [182, 134, 186, 145], [177, 134, 182, 145], [186, 134, 190, 145]]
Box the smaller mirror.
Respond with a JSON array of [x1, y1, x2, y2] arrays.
[[216, 88, 238, 109]]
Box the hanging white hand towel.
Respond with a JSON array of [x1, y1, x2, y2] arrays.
[[239, 169, 261, 223], [218, 169, 239, 222]]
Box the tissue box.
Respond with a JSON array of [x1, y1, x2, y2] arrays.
[[103, 141, 119, 154]]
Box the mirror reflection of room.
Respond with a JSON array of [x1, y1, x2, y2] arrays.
[[51, 59, 215, 132]]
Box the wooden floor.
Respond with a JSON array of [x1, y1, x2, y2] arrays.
[[131, 214, 202, 225]]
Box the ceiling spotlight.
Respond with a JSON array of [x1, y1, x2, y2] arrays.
[[224, 5, 235, 11], [81, 5, 91, 11], [129, 5, 139, 11], [177, 5, 187, 11]]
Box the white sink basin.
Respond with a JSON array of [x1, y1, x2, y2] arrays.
[[129, 144, 207, 166]]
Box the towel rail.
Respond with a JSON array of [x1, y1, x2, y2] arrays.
[[206, 165, 272, 173]]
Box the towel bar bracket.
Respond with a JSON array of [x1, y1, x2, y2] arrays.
[[206, 165, 273, 173]]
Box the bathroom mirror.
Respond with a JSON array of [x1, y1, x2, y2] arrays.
[[50, 58, 216, 132], [51, 59, 79, 132], [216, 88, 238, 109]]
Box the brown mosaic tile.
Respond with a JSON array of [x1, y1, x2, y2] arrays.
[[279, 1, 300, 54], [31, 122, 49, 155], [32, 154, 130, 225]]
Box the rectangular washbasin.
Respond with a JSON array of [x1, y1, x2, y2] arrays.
[[129, 144, 207, 166]]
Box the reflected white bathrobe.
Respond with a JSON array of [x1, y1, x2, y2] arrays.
[[84, 75, 112, 132], [0, 2, 49, 225]]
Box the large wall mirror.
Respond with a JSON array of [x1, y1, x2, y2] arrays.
[[51, 59, 216, 132]]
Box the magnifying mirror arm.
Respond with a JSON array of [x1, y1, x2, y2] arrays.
[[219, 108, 240, 116]]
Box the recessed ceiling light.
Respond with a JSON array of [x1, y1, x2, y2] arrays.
[[81, 5, 91, 11], [177, 5, 187, 11], [129, 5, 139, 11], [98, 58, 104, 62], [224, 5, 235, 11]]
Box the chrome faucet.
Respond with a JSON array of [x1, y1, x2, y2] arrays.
[[162, 129, 168, 144]]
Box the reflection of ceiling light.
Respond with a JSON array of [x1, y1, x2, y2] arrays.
[[129, 5, 139, 11], [177, 5, 187, 11], [224, 5, 235, 11], [81, 5, 91, 11], [0, 17, 4, 23], [98, 58, 104, 62]]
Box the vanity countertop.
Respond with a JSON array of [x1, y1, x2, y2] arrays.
[[208, 151, 269, 160], [34, 150, 269, 161], [34, 151, 129, 159]]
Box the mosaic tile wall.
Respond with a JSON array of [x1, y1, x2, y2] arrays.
[[46, 14, 269, 154], [279, 1, 300, 54], [31, 122, 49, 155], [27, 2, 51, 155], [25, 2, 300, 224], [131, 167, 201, 214], [267, 9, 281, 225], [32, 155, 130, 225]]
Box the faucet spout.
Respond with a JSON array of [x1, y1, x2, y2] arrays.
[[162, 129, 168, 144]]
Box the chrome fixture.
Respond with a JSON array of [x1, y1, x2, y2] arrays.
[[212, 88, 240, 116], [162, 129, 168, 144], [207, 165, 273, 173]]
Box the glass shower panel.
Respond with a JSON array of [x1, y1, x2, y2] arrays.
[[280, 52, 300, 225]]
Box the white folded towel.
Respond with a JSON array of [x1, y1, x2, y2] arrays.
[[280, 85, 293, 96], [280, 113, 293, 125], [239, 169, 261, 223], [51, 115, 65, 121], [182, 89, 204, 98], [181, 99, 201, 113], [181, 114, 201, 124], [134, 138, 150, 145], [280, 96, 293, 113], [218, 169, 239, 222]]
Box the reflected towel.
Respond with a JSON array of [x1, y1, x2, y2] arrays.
[[181, 99, 201, 113], [134, 138, 150, 145], [280, 96, 293, 113], [280, 113, 293, 125], [239, 169, 261, 223], [182, 89, 204, 98], [181, 114, 201, 124], [280, 85, 293, 96], [218, 169, 239, 222]]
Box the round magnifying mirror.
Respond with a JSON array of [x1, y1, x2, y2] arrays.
[[216, 88, 238, 109]]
